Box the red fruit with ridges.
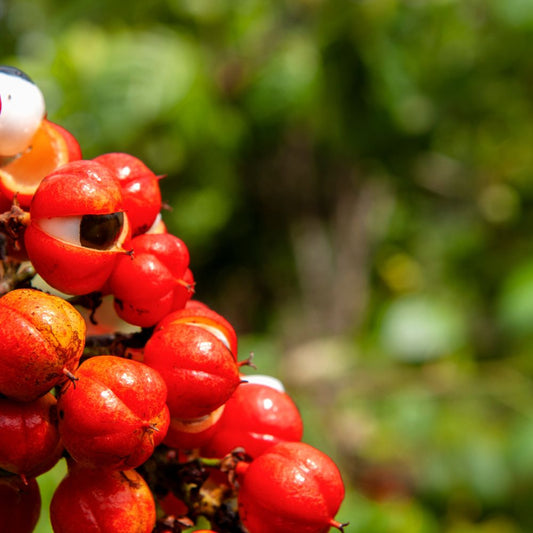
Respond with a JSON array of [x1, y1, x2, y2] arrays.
[[143, 322, 240, 419], [0, 288, 86, 401], [236, 441, 346, 533], [0, 393, 63, 479], [24, 159, 130, 295], [93, 152, 162, 237], [57, 355, 169, 470], [201, 381, 303, 459], [50, 466, 156, 533], [0, 475, 41, 533], [108, 232, 194, 327]]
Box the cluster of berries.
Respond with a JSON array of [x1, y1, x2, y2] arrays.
[[0, 66, 347, 532]]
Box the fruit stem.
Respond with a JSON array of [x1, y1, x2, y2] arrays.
[[62, 367, 79, 388], [330, 519, 350, 532], [237, 351, 257, 369]]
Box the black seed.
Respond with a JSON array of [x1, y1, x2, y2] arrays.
[[80, 212, 124, 250]]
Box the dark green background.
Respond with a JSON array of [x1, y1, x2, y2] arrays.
[[3, 0, 533, 531]]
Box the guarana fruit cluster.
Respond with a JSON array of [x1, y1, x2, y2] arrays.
[[0, 66, 348, 532]]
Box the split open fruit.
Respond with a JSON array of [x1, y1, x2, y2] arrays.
[[0, 119, 81, 209]]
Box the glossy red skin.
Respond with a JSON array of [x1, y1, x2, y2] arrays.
[[47, 121, 82, 161], [143, 322, 241, 419], [50, 466, 156, 533], [29, 159, 123, 218], [58, 355, 169, 470], [156, 303, 238, 359], [93, 152, 162, 237], [0, 475, 41, 533], [109, 233, 193, 327], [163, 405, 225, 450], [25, 159, 130, 294], [25, 223, 129, 295], [0, 393, 63, 478], [0, 288, 86, 401], [237, 442, 345, 533], [201, 383, 303, 459]]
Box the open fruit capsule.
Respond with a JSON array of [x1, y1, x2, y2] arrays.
[[24, 159, 131, 295], [0, 67, 81, 208]]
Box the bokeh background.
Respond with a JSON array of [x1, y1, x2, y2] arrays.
[[3, 0, 533, 531]]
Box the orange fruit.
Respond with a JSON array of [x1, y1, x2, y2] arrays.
[[0, 119, 80, 209]]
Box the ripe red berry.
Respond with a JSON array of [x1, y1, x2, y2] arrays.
[[93, 152, 162, 237], [108, 232, 194, 327], [24, 159, 131, 295], [143, 321, 241, 419], [0, 475, 41, 533], [50, 466, 156, 533], [0, 288, 86, 401], [201, 379, 303, 459], [57, 355, 169, 470], [0, 392, 63, 479], [236, 441, 346, 533]]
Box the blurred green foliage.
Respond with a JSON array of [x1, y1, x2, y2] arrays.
[[4, 0, 533, 531]]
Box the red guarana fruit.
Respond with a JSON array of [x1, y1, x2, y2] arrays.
[[156, 301, 238, 360], [236, 441, 346, 533], [0, 288, 86, 401], [201, 380, 303, 459], [0, 392, 63, 479], [50, 466, 156, 533], [93, 152, 162, 237], [108, 232, 194, 327], [57, 355, 169, 470], [0, 475, 41, 533], [143, 321, 241, 419], [24, 159, 131, 295]]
